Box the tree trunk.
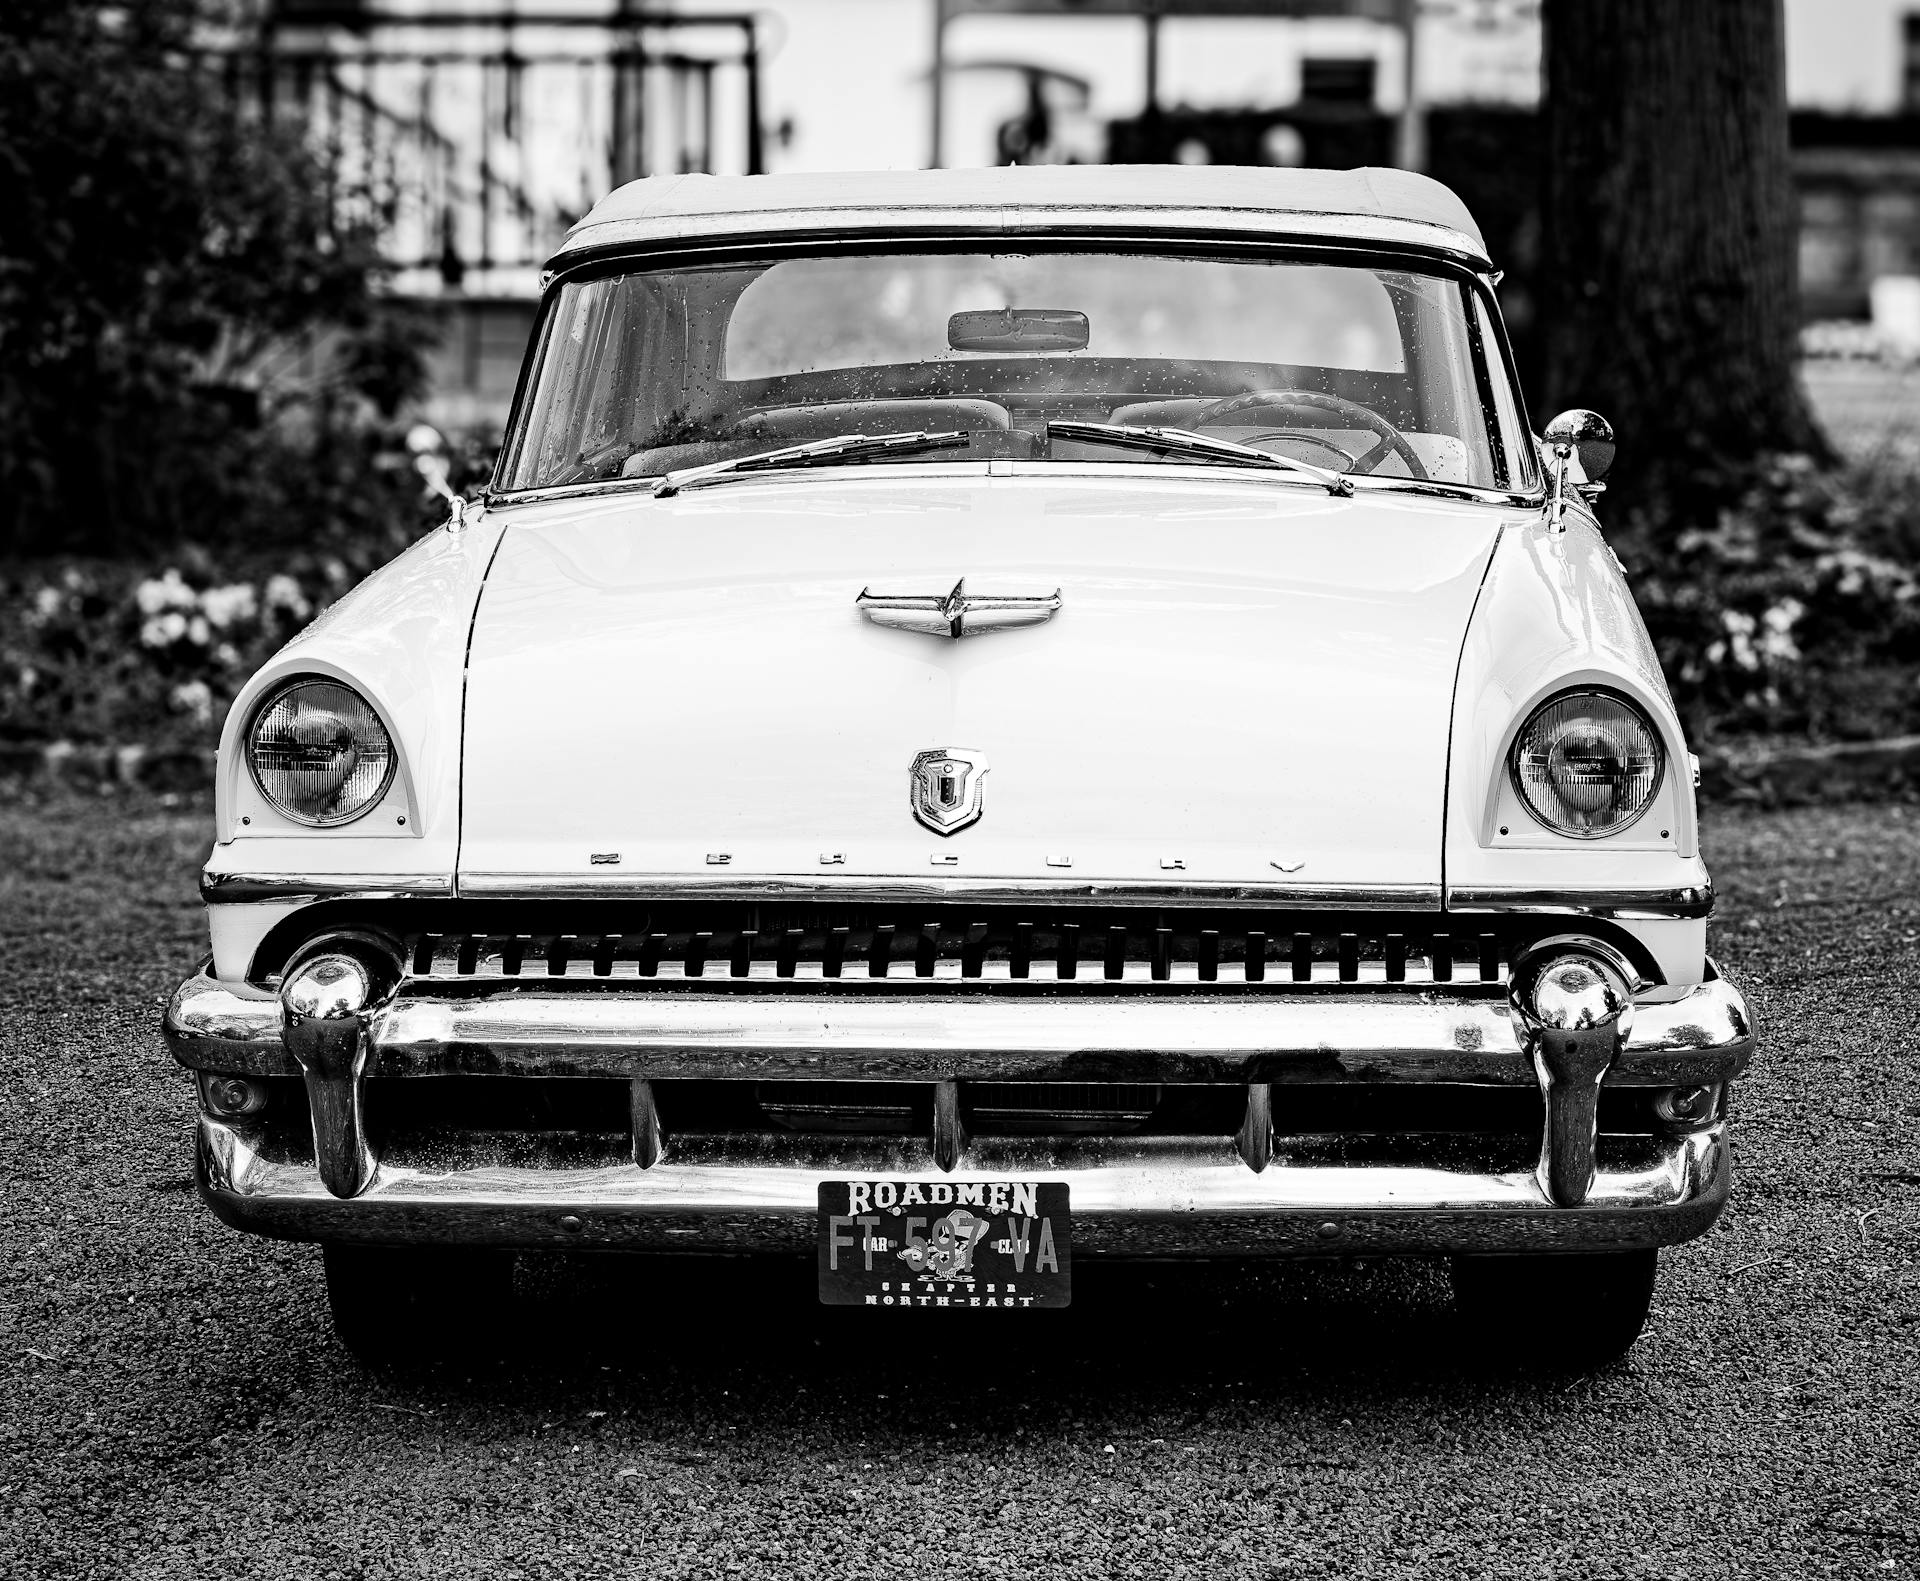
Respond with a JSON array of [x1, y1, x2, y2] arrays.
[[1541, 0, 1829, 507]]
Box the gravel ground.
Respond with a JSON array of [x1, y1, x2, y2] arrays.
[[1, 792, 1914, 1580]]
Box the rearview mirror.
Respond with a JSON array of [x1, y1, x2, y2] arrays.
[[1543, 408, 1615, 482], [948, 307, 1089, 353], [1542, 409, 1615, 532]]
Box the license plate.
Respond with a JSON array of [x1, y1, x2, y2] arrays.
[[817, 1180, 1071, 1308]]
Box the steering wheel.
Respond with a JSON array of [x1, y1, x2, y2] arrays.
[[1190, 388, 1429, 481]]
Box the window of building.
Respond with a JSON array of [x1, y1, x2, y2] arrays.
[[1299, 58, 1378, 106], [1905, 14, 1920, 112]]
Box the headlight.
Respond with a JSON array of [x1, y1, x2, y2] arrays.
[[246, 678, 396, 826], [1510, 689, 1663, 838]]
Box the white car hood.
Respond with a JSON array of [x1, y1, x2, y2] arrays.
[[457, 471, 1507, 902]]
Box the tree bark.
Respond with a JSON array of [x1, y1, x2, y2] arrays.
[[1541, 0, 1829, 505]]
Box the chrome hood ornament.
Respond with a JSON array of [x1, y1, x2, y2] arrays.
[[909, 747, 989, 835], [857, 578, 1060, 638]]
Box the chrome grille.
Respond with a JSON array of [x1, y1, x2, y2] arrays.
[[399, 917, 1508, 987]]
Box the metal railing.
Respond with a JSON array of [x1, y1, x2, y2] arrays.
[[208, 6, 763, 292]]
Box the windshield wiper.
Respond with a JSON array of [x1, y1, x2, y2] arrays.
[[651, 430, 973, 498], [1046, 420, 1353, 497]]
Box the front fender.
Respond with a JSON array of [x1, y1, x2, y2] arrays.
[[1444, 511, 1710, 984]]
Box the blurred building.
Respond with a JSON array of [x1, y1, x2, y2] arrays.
[[239, 0, 1920, 429], [234, 0, 768, 426]]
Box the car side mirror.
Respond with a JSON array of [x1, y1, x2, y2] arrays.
[[1542, 409, 1615, 531]]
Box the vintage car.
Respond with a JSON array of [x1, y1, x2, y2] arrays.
[[165, 165, 1753, 1364]]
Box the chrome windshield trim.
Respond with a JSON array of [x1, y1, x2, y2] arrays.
[[486, 460, 1541, 511], [1446, 885, 1714, 921], [1345, 475, 1545, 507], [201, 872, 454, 906], [454, 872, 1444, 910]]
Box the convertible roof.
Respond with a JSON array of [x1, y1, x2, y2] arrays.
[[555, 165, 1490, 270]]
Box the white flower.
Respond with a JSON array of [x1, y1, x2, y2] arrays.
[[16, 666, 36, 693], [214, 642, 240, 666], [1720, 609, 1760, 672], [198, 583, 257, 629], [263, 574, 311, 620], [169, 680, 214, 726], [135, 569, 196, 615], [186, 615, 211, 647], [32, 587, 63, 621], [141, 611, 189, 648], [1762, 598, 1804, 634], [1759, 598, 1804, 665]]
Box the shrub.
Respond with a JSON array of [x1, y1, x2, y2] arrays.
[[1616, 451, 1920, 744], [0, 423, 494, 751], [6, 445, 1918, 760], [0, 0, 422, 557]]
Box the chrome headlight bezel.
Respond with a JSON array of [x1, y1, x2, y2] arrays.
[[244, 676, 398, 828], [1507, 687, 1665, 840]]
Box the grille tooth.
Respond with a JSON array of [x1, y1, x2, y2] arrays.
[[1338, 933, 1360, 982], [1057, 923, 1080, 981], [1011, 921, 1033, 979], [412, 934, 439, 975], [916, 923, 940, 979], [1479, 933, 1500, 982], [1151, 927, 1172, 982], [1104, 925, 1127, 981], [1290, 932, 1312, 982], [1198, 929, 1219, 982], [546, 935, 572, 977], [730, 930, 756, 978], [868, 924, 896, 978], [1385, 933, 1407, 983], [823, 926, 848, 979], [1431, 931, 1453, 983], [777, 927, 803, 979], [1246, 930, 1267, 983]]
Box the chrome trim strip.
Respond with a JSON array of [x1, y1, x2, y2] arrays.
[[198, 869, 1693, 918], [165, 961, 1753, 1088], [1446, 885, 1713, 921], [201, 871, 454, 906], [198, 1121, 1727, 1255], [553, 211, 1493, 269], [452, 873, 1444, 909]]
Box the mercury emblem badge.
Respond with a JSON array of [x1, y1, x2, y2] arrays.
[[909, 747, 989, 836]]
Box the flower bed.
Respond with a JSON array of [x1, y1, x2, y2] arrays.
[[6, 450, 1920, 792], [1, 541, 402, 757], [1619, 451, 1920, 745]]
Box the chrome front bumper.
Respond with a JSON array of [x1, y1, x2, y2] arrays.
[[167, 963, 1753, 1257]]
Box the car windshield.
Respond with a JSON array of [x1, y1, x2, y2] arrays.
[[498, 245, 1535, 494]]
